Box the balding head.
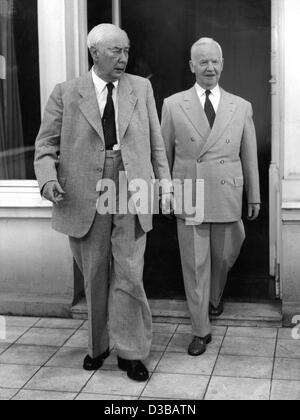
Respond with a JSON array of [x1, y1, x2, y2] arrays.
[[87, 23, 129, 51], [191, 37, 223, 61], [87, 24, 130, 82], [189, 37, 224, 89]]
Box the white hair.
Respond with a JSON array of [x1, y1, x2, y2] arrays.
[[87, 23, 129, 50], [191, 37, 223, 60]]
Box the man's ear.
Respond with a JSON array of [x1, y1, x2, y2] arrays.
[[90, 47, 98, 62], [189, 60, 195, 74]]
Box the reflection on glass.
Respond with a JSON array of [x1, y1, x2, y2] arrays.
[[0, 0, 40, 180]]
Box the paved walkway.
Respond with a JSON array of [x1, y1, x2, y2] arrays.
[[0, 316, 299, 400]]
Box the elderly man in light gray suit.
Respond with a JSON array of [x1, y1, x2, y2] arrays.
[[161, 38, 260, 356], [34, 24, 171, 382]]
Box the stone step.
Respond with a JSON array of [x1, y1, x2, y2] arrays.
[[72, 298, 283, 328]]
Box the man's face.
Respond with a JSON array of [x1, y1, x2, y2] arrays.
[[91, 32, 130, 82], [190, 43, 224, 89]]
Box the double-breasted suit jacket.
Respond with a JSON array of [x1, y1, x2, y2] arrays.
[[34, 71, 171, 238], [161, 87, 261, 223]]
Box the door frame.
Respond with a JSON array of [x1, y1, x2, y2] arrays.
[[270, 0, 284, 298], [37, 0, 283, 295]]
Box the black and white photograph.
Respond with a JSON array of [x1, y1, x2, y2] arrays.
[[0, 0, 300, 403]]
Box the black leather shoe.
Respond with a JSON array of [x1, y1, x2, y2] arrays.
[[83, 348, 110, 371], [209, 301, 224, 317], [117, 357, 149, 382], [188, 335, 212, 356]]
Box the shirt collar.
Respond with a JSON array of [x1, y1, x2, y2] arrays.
[[195, 83, 220, 97], [92, 67, 119, 94]]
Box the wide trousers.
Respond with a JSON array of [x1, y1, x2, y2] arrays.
[[69, 151, 152, 360], [177, 219, 245, 338]]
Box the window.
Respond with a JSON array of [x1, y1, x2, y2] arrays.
[[0, 0, 40, 180]]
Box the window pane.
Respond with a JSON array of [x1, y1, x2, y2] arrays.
[[0, 0, 40, 180]]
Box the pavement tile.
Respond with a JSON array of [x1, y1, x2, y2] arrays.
[[277, 328, 294, 341], [63, 330, 88, 348], [13, 390, 76, 400], [24, 367, 93, 393], [17, 328, 75, 347], [1, 317, 40, 328], [226, 327, 278, 339], [176, 325, 227, 336], [273, 358, 300, 381], [76, 393, 138, 400], [0, 364, 40, 388], [79, 321, 88, 331], [271, 380, 300, 400], [35, 319, 84, 330], [220, 336, 276, 357], [151, 333, 173, 352], [213, 355, 273, 379], [156, 352, 217, 376], [0, 388, 18, 400], [276, 339, 300, 359], [166, 333, 223, 354], [0, 344, 10, 355], [0, 345, 58, 366], [142, 373, 209, 400], [0, 326, 30, 344], [152, 323, 178, 334], [82, 370, 146, 397], [176, 324, 227, 337], [46, 347, 87, 369], [205, 377, 271, 400]]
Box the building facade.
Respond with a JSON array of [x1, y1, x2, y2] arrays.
[[0, 0, 299, 325]]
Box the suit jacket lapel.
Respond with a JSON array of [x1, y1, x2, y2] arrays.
[[180, 88, 211, 140], [78, 71, 105, 144], [199, 89, 236, 157], [118, 75, 137, 141]]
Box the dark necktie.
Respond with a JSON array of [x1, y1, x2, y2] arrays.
[[204, 90, 216, 129], [102, 83, 117, 150]]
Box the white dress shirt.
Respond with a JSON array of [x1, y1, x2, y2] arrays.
[[194, 83, 221, 114], [92, 67, 120, 150]]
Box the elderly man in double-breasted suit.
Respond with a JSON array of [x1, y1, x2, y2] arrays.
[[34, 24, 172, 382], [161, 38, 260, 356]]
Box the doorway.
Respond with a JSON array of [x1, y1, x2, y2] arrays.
[[87, 0, 273, 301]]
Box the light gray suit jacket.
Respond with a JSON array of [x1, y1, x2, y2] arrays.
[[161, 87, 261, 223], [34, 71, 171, 238]]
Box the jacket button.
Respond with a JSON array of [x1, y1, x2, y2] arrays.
[[197, 158, 202, 163], [98, 168, 103, 173], [226, 139, 231, 144], [191, 137, 196, 142], [100, 147, 105, 152], [221, 180, 226, 185], [220, 160, 225, 164]]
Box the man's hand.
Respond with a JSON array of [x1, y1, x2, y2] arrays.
[[161, 192, 175, 219], [248, 203, 260, 221], [42, 181, 65, 205]]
